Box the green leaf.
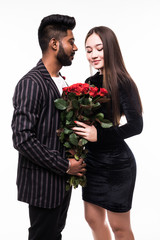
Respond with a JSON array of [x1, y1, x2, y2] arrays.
[[59, 132, 65, 142], [70, 176, 76, 185], [68, 92, 77, 100], [79, 175, 86, 187], [78, 96, 85, 104], [66, 111, 73, 120], [69, 133, 79, 146], [63, 142, 71, 148], [67, 175, 86, 189], [66, 184, 71, 191], [81, 115, 89, 121], [83, 109, 92, 116], [92, 95, 101, 102], [74, 154, 79, 160], [83, 116, 90, 121], [91, 102, 100, 108], [81, 97, 91, 105], [60, 111, 66, 121], [100, 121, 113, 128], [80, 104, 91, 109], [66, 119, 72, 125], [78, 138, 88, 146], [64, 128, 73, 134], [96, 113, 104, 120], [54, 99, 67, 110], [81, 138, 88, 145], [72, 99, 79, 109]]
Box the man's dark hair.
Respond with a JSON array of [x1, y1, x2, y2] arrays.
[[38, 14, 76, 53]]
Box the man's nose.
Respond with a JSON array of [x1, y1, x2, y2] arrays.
[[73, 44, 78, 51]]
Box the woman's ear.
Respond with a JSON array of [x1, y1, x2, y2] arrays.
[[49, 38, 59, 51]]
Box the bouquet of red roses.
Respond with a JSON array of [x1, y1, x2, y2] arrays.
[[54, 83, 112, 190]]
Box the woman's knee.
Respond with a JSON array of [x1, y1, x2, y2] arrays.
[[110, 221, 133, 239], [84, 204, 106, 229], [107, 210, 133, 238], [110, 224, 125, 239], [85, 211, 98, 228]]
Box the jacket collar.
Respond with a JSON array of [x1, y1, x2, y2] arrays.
[[37, 59, 52, 81]]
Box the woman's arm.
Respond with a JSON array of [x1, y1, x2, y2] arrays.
[[72, 83, 143, 145], [96, 83, 143, 145]]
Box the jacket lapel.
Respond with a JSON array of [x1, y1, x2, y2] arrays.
[[37, 59, 61, 98]]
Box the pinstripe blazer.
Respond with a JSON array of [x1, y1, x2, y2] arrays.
[[11, 59, 69, 208]]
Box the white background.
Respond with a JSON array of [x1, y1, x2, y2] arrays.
[[0, 0, 160, 239]]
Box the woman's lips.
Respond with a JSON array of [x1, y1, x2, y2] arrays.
[[92, 60, 100, 65]]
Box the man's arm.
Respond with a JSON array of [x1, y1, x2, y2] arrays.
[[12, 77, 69, 175]]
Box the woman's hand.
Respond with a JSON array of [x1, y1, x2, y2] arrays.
[[72, 121, 97, 142]]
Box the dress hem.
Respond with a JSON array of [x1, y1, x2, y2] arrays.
[[83, 198, 131, 213]]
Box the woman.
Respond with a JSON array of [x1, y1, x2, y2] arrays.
[[72, 26, 143, 240]]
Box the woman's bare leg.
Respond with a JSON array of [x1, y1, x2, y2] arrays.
[[84, 201, 112, 240], [107, 210, 134, 240]]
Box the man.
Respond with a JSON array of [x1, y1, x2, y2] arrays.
[[11, 14, 86, 240]]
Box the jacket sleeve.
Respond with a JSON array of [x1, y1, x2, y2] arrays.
[[11, 78, 69, 175], [96, 84, 143, 145]]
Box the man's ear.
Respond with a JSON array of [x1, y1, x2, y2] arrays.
[[49, 38, 59, 51]]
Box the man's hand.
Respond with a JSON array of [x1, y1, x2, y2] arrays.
[[67, 158, 86, 176]]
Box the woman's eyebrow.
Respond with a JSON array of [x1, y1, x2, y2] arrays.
[[86, 43, 103, 48], [95, 43, 103, 46]]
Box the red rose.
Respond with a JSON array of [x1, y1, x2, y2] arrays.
[[68, 84, 75, 93], [89, 86, 99, 97], [62, 87, 68, 95], [67, 83, 89, 96], [99, 88, 108, 96], [82, 83, 90, 94], [62, 83, 107, 97], [75, 86, 83, 96]]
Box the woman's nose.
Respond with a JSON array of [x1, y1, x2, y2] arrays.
[[91, 49, 98, 58]]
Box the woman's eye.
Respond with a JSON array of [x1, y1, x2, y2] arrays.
[[97, 48, 103, 51]]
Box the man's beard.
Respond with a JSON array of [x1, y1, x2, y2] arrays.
[[57, 42, 73, 66]]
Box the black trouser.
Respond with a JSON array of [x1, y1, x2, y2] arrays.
[[28, 189, 72, 240]]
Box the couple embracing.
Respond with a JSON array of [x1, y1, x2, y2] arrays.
[[11, 14, 143, 240]]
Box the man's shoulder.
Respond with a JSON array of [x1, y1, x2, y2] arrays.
[[17, 61, 44, 88], [22, 64, 43, 81]]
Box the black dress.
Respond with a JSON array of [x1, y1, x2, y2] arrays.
[[82, 73, 143, 213]]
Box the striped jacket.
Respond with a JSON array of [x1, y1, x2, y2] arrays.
[[11, 59, 69, 208]]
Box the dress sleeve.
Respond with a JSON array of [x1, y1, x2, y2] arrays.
[[96, 83, 143, 145]]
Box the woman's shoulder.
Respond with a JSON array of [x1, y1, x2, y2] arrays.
[[118, 76, 140, 98], [118, 77, 139, 96]]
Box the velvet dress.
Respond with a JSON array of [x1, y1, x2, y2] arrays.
[[82, 72, 143, 213]]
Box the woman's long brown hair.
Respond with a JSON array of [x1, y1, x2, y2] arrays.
[[85, 26, 143, 126]]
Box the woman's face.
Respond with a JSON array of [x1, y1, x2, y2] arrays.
[[85, 33, 104, 73]]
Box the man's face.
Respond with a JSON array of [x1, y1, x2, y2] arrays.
[[57, 30, 78, 66]]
